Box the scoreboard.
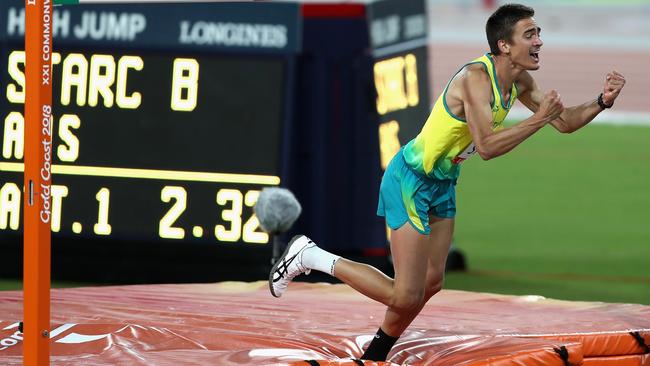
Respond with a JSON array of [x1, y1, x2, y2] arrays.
[[0, 0, 430, 282], [1, 2, 297, 246]]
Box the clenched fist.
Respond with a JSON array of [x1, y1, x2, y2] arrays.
[[535, 89, 564, 123], [601, 71, 626, 107]]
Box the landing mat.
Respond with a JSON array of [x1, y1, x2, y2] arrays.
[[1, 282, 649, 365]]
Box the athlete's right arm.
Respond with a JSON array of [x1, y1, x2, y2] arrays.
[[461, 68, 564, 160]]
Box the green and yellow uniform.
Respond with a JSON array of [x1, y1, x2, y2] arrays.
[[378, 54, 518, 234]]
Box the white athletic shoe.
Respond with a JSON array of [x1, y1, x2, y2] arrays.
[[269, 235, 316, 298]]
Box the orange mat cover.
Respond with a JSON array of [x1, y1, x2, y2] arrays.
[[1, 281, 649, 365]]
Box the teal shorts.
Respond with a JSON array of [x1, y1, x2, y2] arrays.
[[377, 150, 456, 235]]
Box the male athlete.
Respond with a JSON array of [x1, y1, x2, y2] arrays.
[[269, 3, 625, 362]]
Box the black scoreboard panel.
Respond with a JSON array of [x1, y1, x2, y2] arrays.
[[1, 50, 284, 244], [0, 0, 430, 282], [0, 1, 301, 281]]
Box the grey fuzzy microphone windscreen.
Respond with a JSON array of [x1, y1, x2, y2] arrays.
[[254, 187, 302, 234]]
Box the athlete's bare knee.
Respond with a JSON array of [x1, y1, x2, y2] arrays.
[[389, 289, 424, 312]]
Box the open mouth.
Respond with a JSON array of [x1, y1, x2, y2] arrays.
[[530, 52, 540, 62]]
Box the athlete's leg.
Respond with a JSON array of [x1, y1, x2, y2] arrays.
[[331, 257, 394, 304], [348, 222, 429, 361], [334, 222, 429, 309], [312, 217, 453, 331], [357, 217, 453, 361], [424, 216, 454, 300], [274, 217, 453, 310], [378, 216, 454, 337]]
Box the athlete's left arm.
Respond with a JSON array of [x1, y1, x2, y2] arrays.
[[517, 70, 626, 133]]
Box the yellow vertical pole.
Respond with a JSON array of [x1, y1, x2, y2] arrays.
[[24, 0, 53, 365]]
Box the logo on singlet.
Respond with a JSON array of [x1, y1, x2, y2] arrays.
[[451, 143, 477, 164]]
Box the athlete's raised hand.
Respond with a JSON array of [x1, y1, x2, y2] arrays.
[[535, 89, 564, 123], [601, 71, 626, 107]]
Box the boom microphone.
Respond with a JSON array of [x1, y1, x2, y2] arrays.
[[254, 187, 302, 235], [254, 187, 302, 264]]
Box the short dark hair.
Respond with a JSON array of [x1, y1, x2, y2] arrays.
[[486, 4, 535, 55]]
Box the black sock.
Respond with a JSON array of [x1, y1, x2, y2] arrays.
[[361, 327, 399, 361]]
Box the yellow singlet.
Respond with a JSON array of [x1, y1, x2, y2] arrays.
[[402, 53, 518, 180]]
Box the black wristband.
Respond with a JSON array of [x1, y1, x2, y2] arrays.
[[597, 93, 613, 109]]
